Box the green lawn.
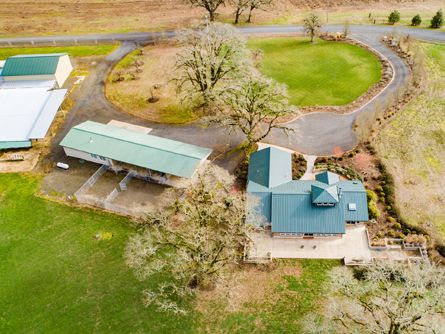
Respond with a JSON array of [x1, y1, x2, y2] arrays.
[[0, 44, 118, 60], [0, 173, 338, 333], [201, 259, 340, 333], [248, 37, 382, 106], [0, 174, 194, 334]]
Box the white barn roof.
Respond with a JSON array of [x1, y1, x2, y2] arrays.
[[0, 87, 67, 142]]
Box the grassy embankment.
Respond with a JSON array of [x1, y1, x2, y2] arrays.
[[375, 43, 445, 240], [0, 173, 338, 333], [106, 46, 197, 124], [248, 37, 382, 106], [0, 45, 118, 60]]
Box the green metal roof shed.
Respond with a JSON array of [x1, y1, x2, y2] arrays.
[[60, 121, 212, 179], [1, 54, 67, 76]]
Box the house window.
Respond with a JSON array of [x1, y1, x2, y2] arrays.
[[316, 203, 335, 207], [91, 153, 98, 159]]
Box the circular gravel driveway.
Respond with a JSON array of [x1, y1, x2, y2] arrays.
[[2, 25, 443, 158]]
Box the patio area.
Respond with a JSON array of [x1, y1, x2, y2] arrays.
[[247, 224, 372, 264]]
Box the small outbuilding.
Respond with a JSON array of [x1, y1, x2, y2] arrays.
[[0, 53, 72, 88], [60, 121, 213, 186], [247, 147, 369, 238]]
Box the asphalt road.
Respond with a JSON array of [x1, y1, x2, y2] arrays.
[[4, 25, 444, 157]]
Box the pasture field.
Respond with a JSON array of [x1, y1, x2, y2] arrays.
[[0, 173, 338, 333], [0, 1, 443, 37], [375, 43, 445, 240]]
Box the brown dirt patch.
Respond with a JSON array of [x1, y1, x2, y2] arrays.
[[196, 262, 301, 314], [0, 150, 40, 173]]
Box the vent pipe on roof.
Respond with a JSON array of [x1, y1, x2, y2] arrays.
[[89, 137, 93, 144]]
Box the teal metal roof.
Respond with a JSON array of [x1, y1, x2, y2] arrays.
[[316, 171, 340, 185], [0, 140, 32, 150], [246, 147, 369, 233], [248, 147, 292, 188], [271, 193, 346, 234], [1, 53, 66, 77], [311, 184, 339, 204], [60, 121, 212, 178]]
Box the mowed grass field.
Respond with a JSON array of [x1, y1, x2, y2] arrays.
[[0, 173, 338, 333], [375, 43, 445, 240], [248, 38, 382, 106], [0, 174, 194, 333], [0, 45, 118, 60]]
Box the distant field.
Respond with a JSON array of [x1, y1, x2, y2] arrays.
[[0, 173, 338, 333], [375, 43, 445, 240], [0, 44, 118, 59], [248, 37, 382, 106], [0, 1, 443, 37]]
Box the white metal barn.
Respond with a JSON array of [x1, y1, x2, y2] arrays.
[[0, 53, 73, 150]]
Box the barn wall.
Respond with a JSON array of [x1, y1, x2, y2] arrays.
[[55, 55, 73, 88], [63, 147, 112, 166]]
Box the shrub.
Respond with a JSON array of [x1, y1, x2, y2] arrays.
[[368, 201, 380, 219], [411, 14, 422, 26], [367, 189, 378, 202], [431, 9, 444, 28], [394, 223, 402, 229], [375, 185, 384, 192], [377, 230, 385, 238], [387, 229, 396, 238], [388, 10, 401, 24], [396, 232, 405, 239]]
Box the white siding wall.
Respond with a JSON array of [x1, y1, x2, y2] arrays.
[[2, 74, 54, 82], [63, 147, 112, 166], [55, 55, 73, 88]]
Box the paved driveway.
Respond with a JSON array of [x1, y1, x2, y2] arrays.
[[248, 224, 372, 263]]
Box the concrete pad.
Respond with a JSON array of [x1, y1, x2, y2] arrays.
[[248, 224, 371, 263]]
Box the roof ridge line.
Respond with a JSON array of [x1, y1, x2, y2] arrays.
[[74, 123, 209, 160]]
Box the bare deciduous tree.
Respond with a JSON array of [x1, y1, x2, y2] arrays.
[[175, 23, 249, 108], [212, 73, 295, 154], [187, 0, 226, 21], [304, 13, 322, 43], [230, 0, 249, 24], [325, 262, 445, 334], [125, 166, 255, 314], [246, 0, 273, 23]]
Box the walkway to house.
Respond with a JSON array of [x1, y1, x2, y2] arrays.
[[247, 224, 372, 264], [301, 155, 317, 180]]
